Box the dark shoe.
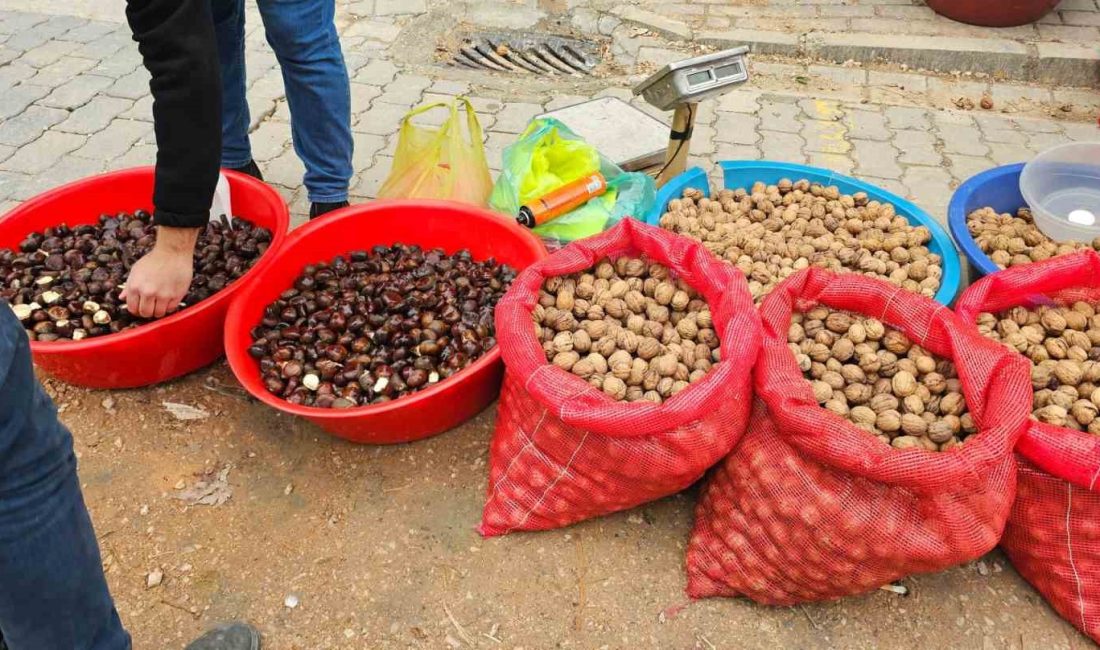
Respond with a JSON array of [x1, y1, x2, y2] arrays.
[[309, 200, 349, 220], [185, 622, 260, 650], [228, 160, 264, 182]]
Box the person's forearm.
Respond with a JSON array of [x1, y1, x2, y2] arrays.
[[126, 0, 221, 229], [154, 226, 201, 254]]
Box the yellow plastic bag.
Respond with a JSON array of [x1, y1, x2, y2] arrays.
[[378, 97, 493, 206]]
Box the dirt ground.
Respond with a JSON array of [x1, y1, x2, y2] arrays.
[[41, 362, 1094, 650]]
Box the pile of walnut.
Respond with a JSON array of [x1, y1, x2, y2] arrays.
[[532, 257, 720, 404], [976, 302, 1100, 434], [791, 307, 973, 451], [967, 206, 1100, 270], [659, 181, 942, 303]]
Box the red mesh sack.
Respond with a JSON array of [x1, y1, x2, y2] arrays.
[[480, 219, 760, 537], [687, 268, 1031, 604], [956, 250, 1100, 644]]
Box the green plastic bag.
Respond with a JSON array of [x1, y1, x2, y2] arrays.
[[489, 118, 656, 242]]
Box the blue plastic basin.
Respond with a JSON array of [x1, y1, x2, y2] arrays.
[[645, 161, 962, 306], [947, 163, 1026, 280]]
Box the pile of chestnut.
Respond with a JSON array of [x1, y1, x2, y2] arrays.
[[1, 211, 273, 341], [249, 245, 515, 409]]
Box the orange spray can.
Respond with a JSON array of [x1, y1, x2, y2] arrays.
[[517, 172, 608, 228]]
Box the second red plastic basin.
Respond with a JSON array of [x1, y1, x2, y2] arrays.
[[926, 0, 1060, 26], [0, 167, 289, 388], [223, 200, 548, 444]]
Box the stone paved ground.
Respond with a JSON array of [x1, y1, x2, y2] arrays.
[[1, 3, 1100, 649]]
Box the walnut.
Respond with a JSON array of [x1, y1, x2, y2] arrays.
[[602, 376, 627, 400], [552, 351, 580, 371]]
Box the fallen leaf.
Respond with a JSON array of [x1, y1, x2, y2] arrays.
[[175, 465, 233, 507], [163, 402, 211, 421]]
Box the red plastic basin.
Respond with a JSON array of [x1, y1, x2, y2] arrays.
[[926, 0, 1059, 27], [223, 200, 548, 444], [0, 167, 289, 388]]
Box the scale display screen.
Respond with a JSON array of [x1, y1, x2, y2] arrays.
[[687, 69, 714, 86]]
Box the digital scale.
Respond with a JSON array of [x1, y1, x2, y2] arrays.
[[539, 47, 752, 187]]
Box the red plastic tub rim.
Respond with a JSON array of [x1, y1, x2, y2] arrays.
[[223, 199, 548, 422], [0, 167, 289, 357]]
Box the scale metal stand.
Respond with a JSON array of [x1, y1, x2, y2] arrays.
[[537, 47, 751, 186]]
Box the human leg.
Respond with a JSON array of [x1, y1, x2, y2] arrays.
[[0, 308, 131, 650], [258, 0, 353, 204], [210, 0, 255, 170]]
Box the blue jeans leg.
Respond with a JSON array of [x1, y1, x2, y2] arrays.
[[259, 0, 353, 203], [0, 308, 130, 650], [211, 0, 253, 169]]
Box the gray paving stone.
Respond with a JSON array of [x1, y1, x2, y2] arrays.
[[375, 74, 431, 106], [931, 110, 976, 127], [354, 101, 411, 136], [981, 127, 1028, 145], [91, 50, 143, 79], [1027, 130, 1072, 153], [692, 124, 718, 156], [21, 39, 79, 68], [59, 21, 117, 44], [39, 73, 113, 109], [352, 132, 387, 171], [894, 129, 941, 165], [0, 130, 86, 174], [716, 89, 761, 114], [375, 0, 427, 15], [884, 106, 931, 130], [799, 98, 845, 122], [342, 20, 401, 43], [262, 150, 305, 189], [71, 119, 150, 162], [483, 131, 514, 170], [715, 114, 761, 145], [248, 120, 291, 163], [759, 130, 806, 163], [714, 143, 762, 161], [492, 102, 543, 134], [428, 79, 470, 96], [8, 156, 105, 201], [0, 105, 67, 146], [807, 152, 855, 175], [0, 171, 23, 200], [351, 154, 393, 199], [938, 123, 990, 156], [946, 154, 995, 182], [104, 67, 151, 100], [859, 176, 910, 199], [987, 142, 1034, 165], [56, 96, 134, 134], [0, 83, 49, 119], [0, 144, 14, 165], [353, 59, 398, 86], [852, 139, 903, 179], [1063, 122, 1100, 141], [26, 56, 98, 89], [111, 142, 157, 169], [349, 82, 382, 115], [843, 108, 891, 141], [0, 61, 35, 88], [118, 95, 152, 122], [1014, 117, 1063, 134], [5, 29, 53, 52], [758, 100, 802, 132]]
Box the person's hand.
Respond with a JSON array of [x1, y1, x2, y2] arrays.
[[120, 226, 200, 319]]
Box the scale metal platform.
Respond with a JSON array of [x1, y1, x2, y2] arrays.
[[538, 97, 669, 174]]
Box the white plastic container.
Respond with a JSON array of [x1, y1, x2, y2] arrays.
[[1020, 142, 1100, 244]]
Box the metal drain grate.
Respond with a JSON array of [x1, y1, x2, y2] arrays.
[[451, 32, 597, 76]]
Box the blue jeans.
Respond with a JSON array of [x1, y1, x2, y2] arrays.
[[212, 0, 353, 203], [0, 307, 130, 650]]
